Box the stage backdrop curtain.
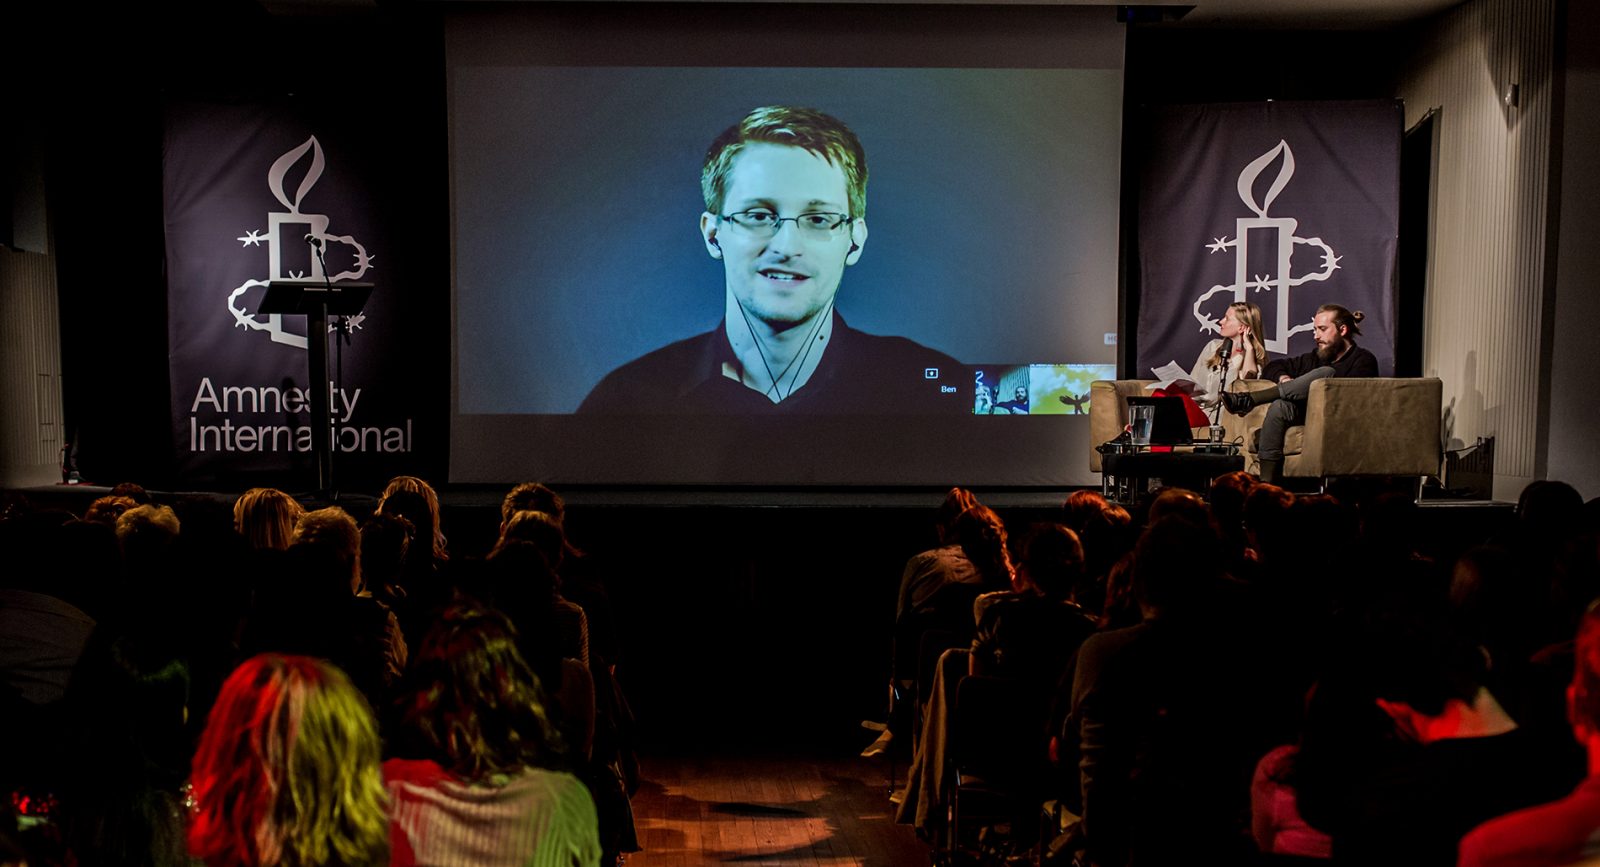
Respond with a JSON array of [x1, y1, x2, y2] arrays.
[[163, 101, 425, 487], [1135, 100, 1401, 384]]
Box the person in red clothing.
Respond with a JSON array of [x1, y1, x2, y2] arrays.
[[1457, 600, 1600, 867]]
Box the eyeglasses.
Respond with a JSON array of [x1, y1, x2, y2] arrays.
[[719, 210, 854, 238]]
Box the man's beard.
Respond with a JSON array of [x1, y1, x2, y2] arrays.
[[1316, 339, 1348, 362]]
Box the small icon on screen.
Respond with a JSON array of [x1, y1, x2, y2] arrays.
[[924, 368, 940, 379]]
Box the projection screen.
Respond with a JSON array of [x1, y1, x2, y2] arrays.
[[447, 5, 1125, 487]]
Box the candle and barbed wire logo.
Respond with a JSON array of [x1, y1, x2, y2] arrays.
[[227, 136, 374, 349], [1191, 140, 1342, 354]]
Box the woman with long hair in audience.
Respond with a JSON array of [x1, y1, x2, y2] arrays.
[[241, 507, 408, 709], [56, 634, 192, 867], [232, 488, 303, 551], [188, 654, 389, 867], [377, 476, 448, 563], [385, 604, 601, 867]]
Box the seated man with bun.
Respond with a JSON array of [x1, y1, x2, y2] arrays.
[[1222, 303, 1378, 482]]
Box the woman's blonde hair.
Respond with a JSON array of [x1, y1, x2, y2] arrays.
[[1208, 301, 1269, 371], [233, 488, 304, 551], [378, 475, 447, 562], [188, 655, 388, 867]]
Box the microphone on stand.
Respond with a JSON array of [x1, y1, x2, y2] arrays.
[[1211, 337, 1235, 435]]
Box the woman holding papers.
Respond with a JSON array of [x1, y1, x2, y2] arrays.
[[1152, 302, 1268, 427]]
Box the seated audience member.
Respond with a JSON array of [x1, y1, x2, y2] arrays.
[[114, 503, 181, 580], [1067, 514, 1270, 866], [498, 511, 591, 667], [875, 488, 986, 756], [1243, 482, 1296, 562], [483, 542, 596, 759], [895, 487, 984, 622], [1250, 678, 1365, 863], [232, 487, 304, 551], [1252, 749, 1334, 863], [386, 606, 601, 867], [500, 482, 620, 670], [188, 655, 389, 867], [1450, 544, 1575, 744], [82, 495, 138, 526], [1145, 486, 1208, 526], [243, 507, 407, 706], [378, 475, 449, 565], [1506, 481, 1598, 641], [56, 634, 191, 867], [1208, 470, 1258, 573], [894, 505, 1018, 838], [971, 523, 1096, 691], [1458, 600, 1600, 867], [495, 495, 640, 864], [360, 511, 419, 642], [1062, 490, 1111, 530], [907, 503, 1015, 703], [378, 476, 454, 644], [109, 482, 152, 505], [1302, 618, 1574, 866], [1072, 500, 1135, 622], [1093, 554, 1139, 631]]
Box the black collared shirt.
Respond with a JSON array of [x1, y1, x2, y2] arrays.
[[577, 313, 965, 414]]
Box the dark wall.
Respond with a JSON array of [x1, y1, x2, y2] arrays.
[[34, 0, 450, 490]]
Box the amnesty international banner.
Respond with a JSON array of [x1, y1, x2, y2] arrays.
[[1136, 101, 1401, 380], [164, 102, 425, 485]]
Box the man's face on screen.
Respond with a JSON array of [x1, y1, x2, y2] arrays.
[[701, 142, 867, 333]]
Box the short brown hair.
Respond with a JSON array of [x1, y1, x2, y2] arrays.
[[702, 106, 868, 219]]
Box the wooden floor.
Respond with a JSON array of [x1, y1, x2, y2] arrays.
[[624, 751, 929, 867]]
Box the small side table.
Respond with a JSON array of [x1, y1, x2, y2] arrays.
[[1100, 448, 1244, 504]]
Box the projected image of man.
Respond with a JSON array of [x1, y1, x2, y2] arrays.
[[578, 106, 961, 414]]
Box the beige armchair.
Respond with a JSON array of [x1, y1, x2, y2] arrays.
[[1243, 377, 1444, 482]]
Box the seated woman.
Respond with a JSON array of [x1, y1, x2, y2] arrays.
[[385, 605, 601, 867], [970, 523, 1097, 692], [232, 487, 303, 551], [188, 654, 390, 867], [1157, 301, 1267, 427]]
